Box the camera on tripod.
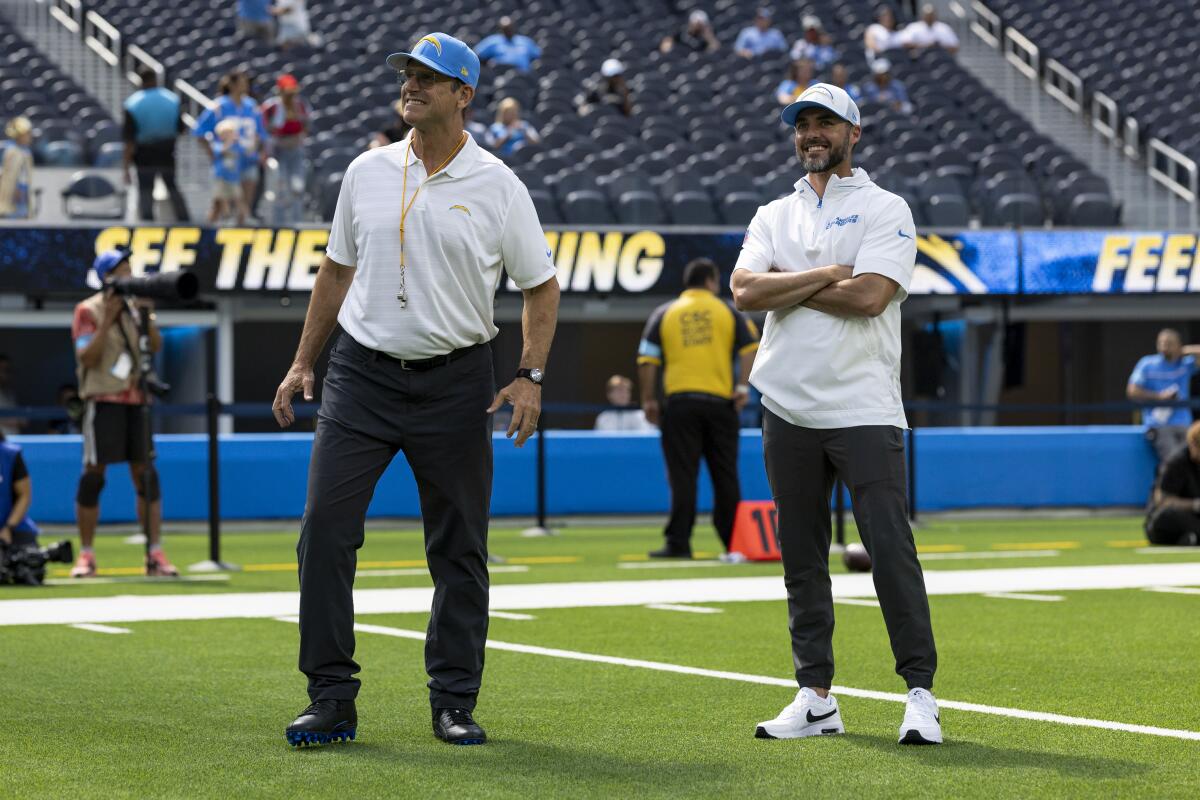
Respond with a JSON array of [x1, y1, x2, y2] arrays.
[[0, 539, 74, 586]]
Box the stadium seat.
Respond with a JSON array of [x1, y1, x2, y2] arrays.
[[41, 140, 85, 167], [320, 172, 343, 222], [986, 193, 1045, 227], [60, 171, 124, 219], [925, 194, 971, 227], [616, 190, 666, 225], [92, 141, 125, 168], [1067, 193, 1120, 226], [669, 191, 720, 225], [563, 190, 615, 224], [720, 192, 761, 226], [528, 189, 562, 224]]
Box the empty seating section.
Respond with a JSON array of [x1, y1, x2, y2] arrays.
[[0, 18, 120, 167], [6, 1, 1124, 226], [983, 0, 1197, 178]]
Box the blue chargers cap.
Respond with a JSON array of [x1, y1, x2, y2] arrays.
[[93, 246, 131, 281], [386, 32, 480, 89]]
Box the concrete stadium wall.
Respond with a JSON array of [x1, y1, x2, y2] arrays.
[[11, 426, 1156, 524]]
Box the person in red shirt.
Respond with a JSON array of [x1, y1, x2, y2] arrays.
[[262, 73, 310, 225], [69, 248, 177, 578]]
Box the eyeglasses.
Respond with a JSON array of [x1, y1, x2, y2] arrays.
[[399, 70, 455, 89]]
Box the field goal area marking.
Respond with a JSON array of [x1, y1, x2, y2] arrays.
[[273, 616, 1200, 743]]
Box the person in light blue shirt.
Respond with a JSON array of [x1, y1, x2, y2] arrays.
[[238, 0, 273, 41], [195, 69, 267, 218], [734, 8, 787, 58], [1128, 328, 1200, 463], [789, 15, 838, 70], [474, 16, 541, 73], [208, 119, 247, 225], [861, 59, 912, 113], [485, 98, 540, 155], [775, 58, 816, 105]]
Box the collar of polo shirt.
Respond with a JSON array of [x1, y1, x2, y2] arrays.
[[405, 129, 479, 178]]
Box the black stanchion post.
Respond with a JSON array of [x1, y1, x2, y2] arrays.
[[207, 393, 221, 564], [522, 411, 555, 537], [188, 376, 239, 572], [908, 424, 918, 524]]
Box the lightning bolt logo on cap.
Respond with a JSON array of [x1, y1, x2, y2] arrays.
[[418, 34, 442, 55]]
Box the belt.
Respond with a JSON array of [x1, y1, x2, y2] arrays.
[[667, 392, 733, 404], [374, 341, 486, 371]]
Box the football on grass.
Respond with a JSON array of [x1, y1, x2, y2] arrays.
[[842, 543, 872, 572]]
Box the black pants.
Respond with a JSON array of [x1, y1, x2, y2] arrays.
[[135, 164, 190, 221], [1145, 507, 1200, 545], [297, 333, 494, 710], [660, 394, 741, 552], [762, 409, 937, 691]]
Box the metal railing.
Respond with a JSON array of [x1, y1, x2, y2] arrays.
[[123, 44, 164, 88], [1147, 138, 1200, 204], [970, 0, 1002, 48], [1002, 27, 1040, 80], [174, 78, 212, 129], [1091, 90, 1120, 141], [82, 9, 120, 67], [1042, 58, 1083, 114], [1124, 117, 1142, 160], [46, 0, 82, 34]]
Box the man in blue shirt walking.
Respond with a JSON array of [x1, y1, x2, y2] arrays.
[[1128, 328, 1200, 463], [474, 16, 541, 73], [123, 68, 190, 221]]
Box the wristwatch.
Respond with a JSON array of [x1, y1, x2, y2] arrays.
[[516, 368, 544, 386]]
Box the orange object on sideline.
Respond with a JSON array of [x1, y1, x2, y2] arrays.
[[729, 500, 782, 561]]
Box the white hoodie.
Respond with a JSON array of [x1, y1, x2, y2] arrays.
[[733, 168, 916, 429]]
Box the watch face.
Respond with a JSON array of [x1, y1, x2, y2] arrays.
[[529, 368, 544, 383]]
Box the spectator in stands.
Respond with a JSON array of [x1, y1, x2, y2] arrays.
[[371, 99, 411, 148], [660, 10, 720, 54], [735, 8, 787, 59], [1145, 421, 1200, 546], [238, 0, 273, 42], [594, 375, 656, 432], [0, 355, 22, 436], [862, 59, 912, 113], [122, 68, 190, 222], [262, 73, 310, 225], [775, 58, 817, 105], [638, 258, 759, 559], [1127, 328, 1200, 464], [270, 0, 312, 49], [208, 119, 247, 225], [790, 15, 837, 70], [0, 116, 34, 220], [49, 384, 82, 435], [829, 62, 862, 103], [486, 98, 540, 156], [195, 69, 267, 221], [901, 4, 960, 55], [864, 5, 903, 64], [463, 106, 488, 143], [577, 59, 633, 117], [474, 16, 541, 73]]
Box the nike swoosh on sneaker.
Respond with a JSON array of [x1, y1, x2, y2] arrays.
[[806, 708, 838, 723]]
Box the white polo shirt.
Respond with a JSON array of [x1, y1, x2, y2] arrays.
[[899, 20, 960, 50], [325, 131, 556, 359], [733, 168, 916, 429]]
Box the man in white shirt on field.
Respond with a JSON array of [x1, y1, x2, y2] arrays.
[[731, 83, 941, 746]]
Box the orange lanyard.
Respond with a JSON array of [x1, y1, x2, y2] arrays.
[[399, 133, 467, 269]]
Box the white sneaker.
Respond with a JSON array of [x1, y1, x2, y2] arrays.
[[755, 687, 845, 739], [898, 688, 942, 744], [718, 551, 748, 564]]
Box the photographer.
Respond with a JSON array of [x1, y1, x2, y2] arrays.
[[69, 248, 178, 578], [0, 431, 37, 550]]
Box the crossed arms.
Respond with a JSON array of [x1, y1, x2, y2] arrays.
[[731, 264, 899, 317]]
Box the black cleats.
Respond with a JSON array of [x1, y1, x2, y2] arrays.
[[432, 708, 487, 745], [648, 546, 692, 559], [286, 699, 357, 747]]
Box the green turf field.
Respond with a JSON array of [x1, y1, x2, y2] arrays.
[[2, 515, 1198, 799]]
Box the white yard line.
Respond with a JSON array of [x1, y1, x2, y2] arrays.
[[644, 603, 723, 614], [272, 618, 1200, 743], [920, 550, 1059, 561], [42, 575, 231, 586], [69, 623, 131, 634], [358, 566, 529, 578], [619, 561, 726, 570], [1136, 547, 1200, 555], [833, 598, 881, 607], [489, 611, 536, 620], [7, 563, 1200, 626], [983, 592, 1065, 602], [1144, 586, 1200, 596]]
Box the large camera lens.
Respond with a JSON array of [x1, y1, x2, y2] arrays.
[[110, 270, 199, 301]]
